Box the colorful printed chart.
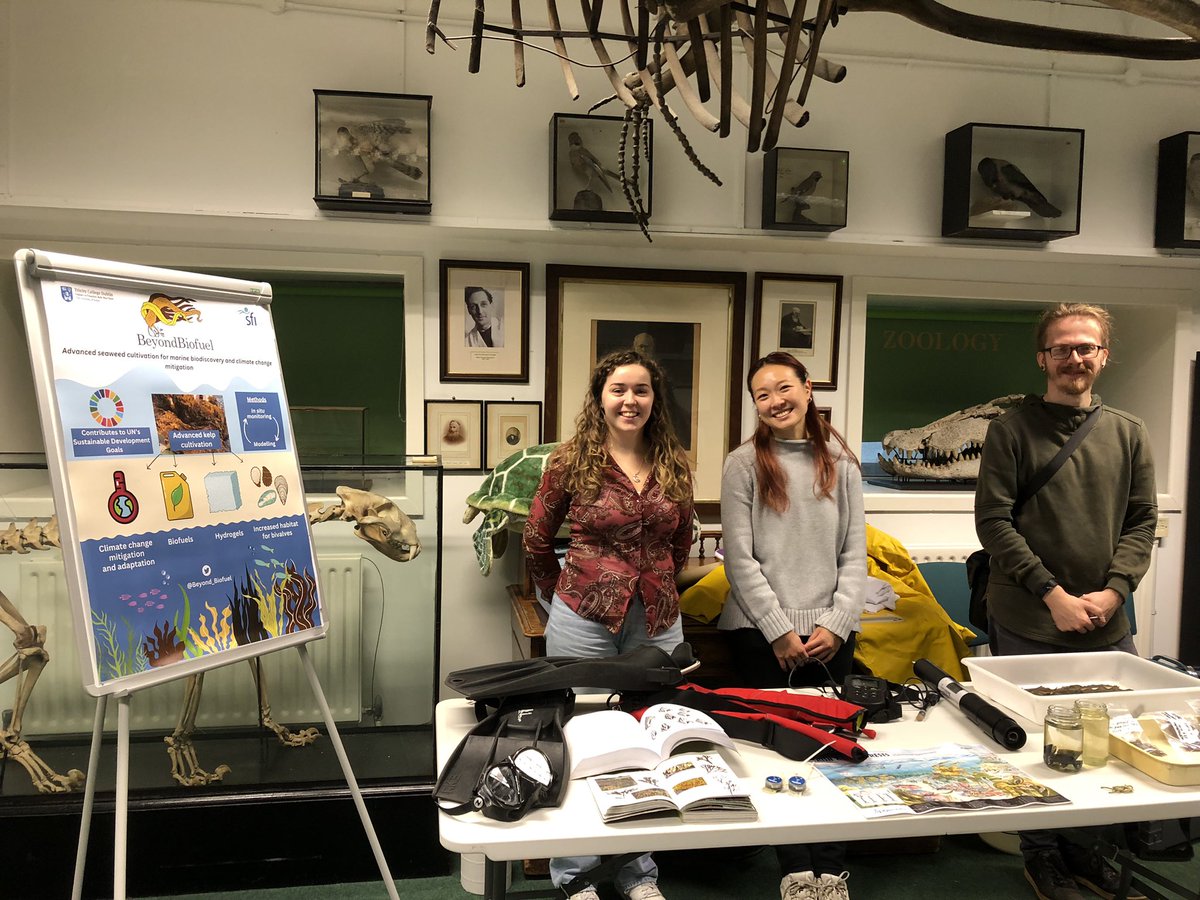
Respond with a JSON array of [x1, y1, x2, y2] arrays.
[[18, 252, 324, 696]]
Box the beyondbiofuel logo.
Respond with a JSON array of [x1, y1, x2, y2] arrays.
[[139, 292, 201, 336]]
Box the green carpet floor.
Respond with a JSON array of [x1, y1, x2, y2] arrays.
[[143, 833, 1199, 899]]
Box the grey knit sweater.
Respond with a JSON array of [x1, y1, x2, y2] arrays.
[[717, 439, 866, 642]]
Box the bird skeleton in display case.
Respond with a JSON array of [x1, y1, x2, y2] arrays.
[[425, 1, 1200, 236], [0, 488, 420, 792]]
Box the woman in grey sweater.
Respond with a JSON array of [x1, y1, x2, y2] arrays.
[[718, 351, 866, 900]]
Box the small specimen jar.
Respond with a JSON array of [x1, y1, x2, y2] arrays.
[[1043, 704, 1083, 772], [1075, 699, 1110, 768]]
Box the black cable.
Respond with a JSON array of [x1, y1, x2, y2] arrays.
[[899, 676, 941, 719], [363, 556, 385, 724]]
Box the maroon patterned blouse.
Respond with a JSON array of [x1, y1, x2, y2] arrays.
[[522, 459, 694, 636]]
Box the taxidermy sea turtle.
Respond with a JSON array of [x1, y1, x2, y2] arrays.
[[463, 443, 559, 575]]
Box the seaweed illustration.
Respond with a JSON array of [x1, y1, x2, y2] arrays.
[[143, 621, 186, 668], [228, 567, 270, 646], [251, 546, 318, 634], [280, 563, 319, 632], [190, 599, 236, 655], [169, 586, 202, 659], [91, 609, 149, 680]]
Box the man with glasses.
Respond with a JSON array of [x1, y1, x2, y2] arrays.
[[975, 302, 1157, 900]]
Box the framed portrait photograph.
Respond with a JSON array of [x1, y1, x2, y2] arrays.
[[762, 147, 849, 232], [752, 273, 843, 390], [424, 400, 483, 470], [313, 90, 432, 214], [484, 401, 542, 469], [550, 113, 652, 224], [545, 265, 746, 515], [440, 260, 531, 383]]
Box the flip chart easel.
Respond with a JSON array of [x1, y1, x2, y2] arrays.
[[14, 249, 398, 900]]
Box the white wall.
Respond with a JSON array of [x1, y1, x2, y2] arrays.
[[1, 0, 1198, 687]]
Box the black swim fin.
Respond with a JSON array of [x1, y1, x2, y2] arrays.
[[445, 642, 699, 701], [434, 689, 572, 818]]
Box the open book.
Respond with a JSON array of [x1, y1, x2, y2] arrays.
[[563, 702, 736, 779], [587, 751, 757, 824]]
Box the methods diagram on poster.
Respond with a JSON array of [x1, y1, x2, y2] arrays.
[[16, 250, 325, 696]]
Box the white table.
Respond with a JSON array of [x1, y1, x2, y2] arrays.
[[436, 694, 1200, 899]]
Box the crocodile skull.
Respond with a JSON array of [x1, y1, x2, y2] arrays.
[[878, 395, 1025, 480]]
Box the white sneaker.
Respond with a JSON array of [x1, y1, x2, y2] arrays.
[[625, 881, 666, 900], [567, 888, 601, 900], [781, 870, 820, 900], [816, 871, 851, 900]]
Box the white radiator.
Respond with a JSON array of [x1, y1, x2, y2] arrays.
[[17, 555, 363, 735]]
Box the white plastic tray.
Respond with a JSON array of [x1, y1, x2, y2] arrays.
[[963, 652, 1199, 722]]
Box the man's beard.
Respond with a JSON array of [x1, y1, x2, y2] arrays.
[[1056, 368, 1095, 395]]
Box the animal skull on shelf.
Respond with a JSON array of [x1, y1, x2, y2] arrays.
[[1, 486, 421, 793], [307, 485, 421, 563], [425, 1, 1200, 235], [878, 394, 1024, 480]]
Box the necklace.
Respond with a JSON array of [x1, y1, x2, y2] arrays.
[[610, 445, 648, 484]]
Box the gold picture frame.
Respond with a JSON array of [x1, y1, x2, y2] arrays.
[[484, 401, 543, 469], [545, 265, 746, 516], [424, 400, 483, 470]]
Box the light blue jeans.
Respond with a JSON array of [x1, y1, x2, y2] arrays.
[[545, 593, 683, 892]]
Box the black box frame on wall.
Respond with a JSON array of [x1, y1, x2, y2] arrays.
[[942, 123, 1084, 242], [762, 148, 849, 232], [549, 113, 652, 224], [1154, 131, 1200, 250], [313, 90, 432, 214]]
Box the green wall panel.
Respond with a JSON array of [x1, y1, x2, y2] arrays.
[[862, 304, 1043, 441], [270, 280, 406, 458]]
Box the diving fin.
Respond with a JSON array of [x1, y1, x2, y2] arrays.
[[434, 689, 572, 818], [445, 642, 699, 702]]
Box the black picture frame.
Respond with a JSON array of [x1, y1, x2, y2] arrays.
[[751, 273, 843, 390], [439, 260, 531, 383], [549, 113, 652, 224], [1154, 131, 1200, 250], [762, 148, 849, 232], [313, 90, 432, 214], [942, 122, 1084, 242]]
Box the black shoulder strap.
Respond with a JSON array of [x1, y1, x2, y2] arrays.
[[1014, 405, 1102, 514]]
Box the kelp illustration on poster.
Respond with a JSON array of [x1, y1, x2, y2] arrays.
[[16, 250, 325, 697]]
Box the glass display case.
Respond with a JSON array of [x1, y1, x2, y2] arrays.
[[1154, 130, 1200, 250], [942, 123, 1084, 242], [0, 453, 443, 799], [761, 147, 849, 232]]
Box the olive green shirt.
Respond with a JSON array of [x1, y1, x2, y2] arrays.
[[974, 394, 1157, 648]]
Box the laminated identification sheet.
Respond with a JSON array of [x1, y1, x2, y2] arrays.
[[18, 251, 324, 695]]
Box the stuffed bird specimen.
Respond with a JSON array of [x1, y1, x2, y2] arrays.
[[781, 169, 822, 223], [977, 157, 1062, 218], [568, 131, 619, 193]]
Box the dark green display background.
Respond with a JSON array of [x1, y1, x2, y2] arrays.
[[862, 304, 1043, 440], [270, 279, 406, 457]]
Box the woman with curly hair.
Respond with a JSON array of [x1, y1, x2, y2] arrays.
[[523, 348, 694, 900], [719, 351, 865, 900]]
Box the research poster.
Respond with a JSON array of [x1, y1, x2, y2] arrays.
[[32, 267, 322, 690]]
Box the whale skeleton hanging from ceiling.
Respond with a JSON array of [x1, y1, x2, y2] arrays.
[[425, 1, 1200, 237]]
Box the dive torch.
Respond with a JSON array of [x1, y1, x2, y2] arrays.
[[913, 658, 1027, 751]]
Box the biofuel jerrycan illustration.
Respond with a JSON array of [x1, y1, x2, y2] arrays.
[[160, 471, 194, 520]]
